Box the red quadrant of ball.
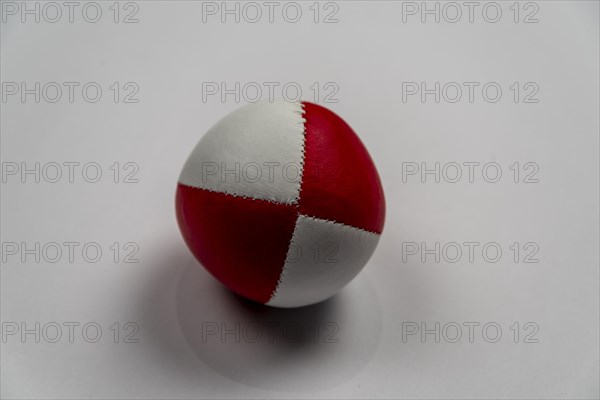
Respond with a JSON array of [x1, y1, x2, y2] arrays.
[[176, 184, 299, 303], [299, 102, 385, 234]]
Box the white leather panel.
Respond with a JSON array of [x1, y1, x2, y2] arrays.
[[267, 214, 380, 308], [179, 101, 306, 204]]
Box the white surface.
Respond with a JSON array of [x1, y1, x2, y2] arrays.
[[179, 101, 305, 204], [1, 1, 599, 399], [268, 214, 380, 308]]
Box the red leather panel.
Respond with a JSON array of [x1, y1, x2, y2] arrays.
[[176, 184, 298, 304], [299, 102, 385, 234]]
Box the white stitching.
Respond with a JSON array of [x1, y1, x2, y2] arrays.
[[294, 102, 308, 208], [268, 212, 302, 303], [268, 102, 308, 303], [299, 214, 381, 236], [177, 182, 296, 207]]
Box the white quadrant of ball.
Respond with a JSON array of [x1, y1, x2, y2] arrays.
[[179, 101, 306, 204], [267, 214, 381, 308]]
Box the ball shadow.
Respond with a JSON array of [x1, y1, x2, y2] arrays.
[[175, 259, 382, 392]]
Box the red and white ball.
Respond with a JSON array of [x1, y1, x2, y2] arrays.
[[176, 101, 385, 308]]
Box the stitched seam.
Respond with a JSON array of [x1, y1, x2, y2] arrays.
[[177, 182, 296, 207], [268, 102, 308, 303], [291, 103, 381, 237], [299, 214, 381, 236], [267, 213, 302, 304], [267, 212, 380, 304], [294, 102, 308, 209]]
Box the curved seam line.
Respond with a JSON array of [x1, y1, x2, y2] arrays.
[[268, 102, 307, 304], [267, 211, 301, 305], [294, 102, 308, 208], [177, 182, 297, 207], [299, 213, 382, 236]]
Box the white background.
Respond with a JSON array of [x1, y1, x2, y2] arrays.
[[1, 1, 599, 399]]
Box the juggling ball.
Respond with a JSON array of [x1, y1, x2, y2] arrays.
[[176, 101, 385, 308]]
